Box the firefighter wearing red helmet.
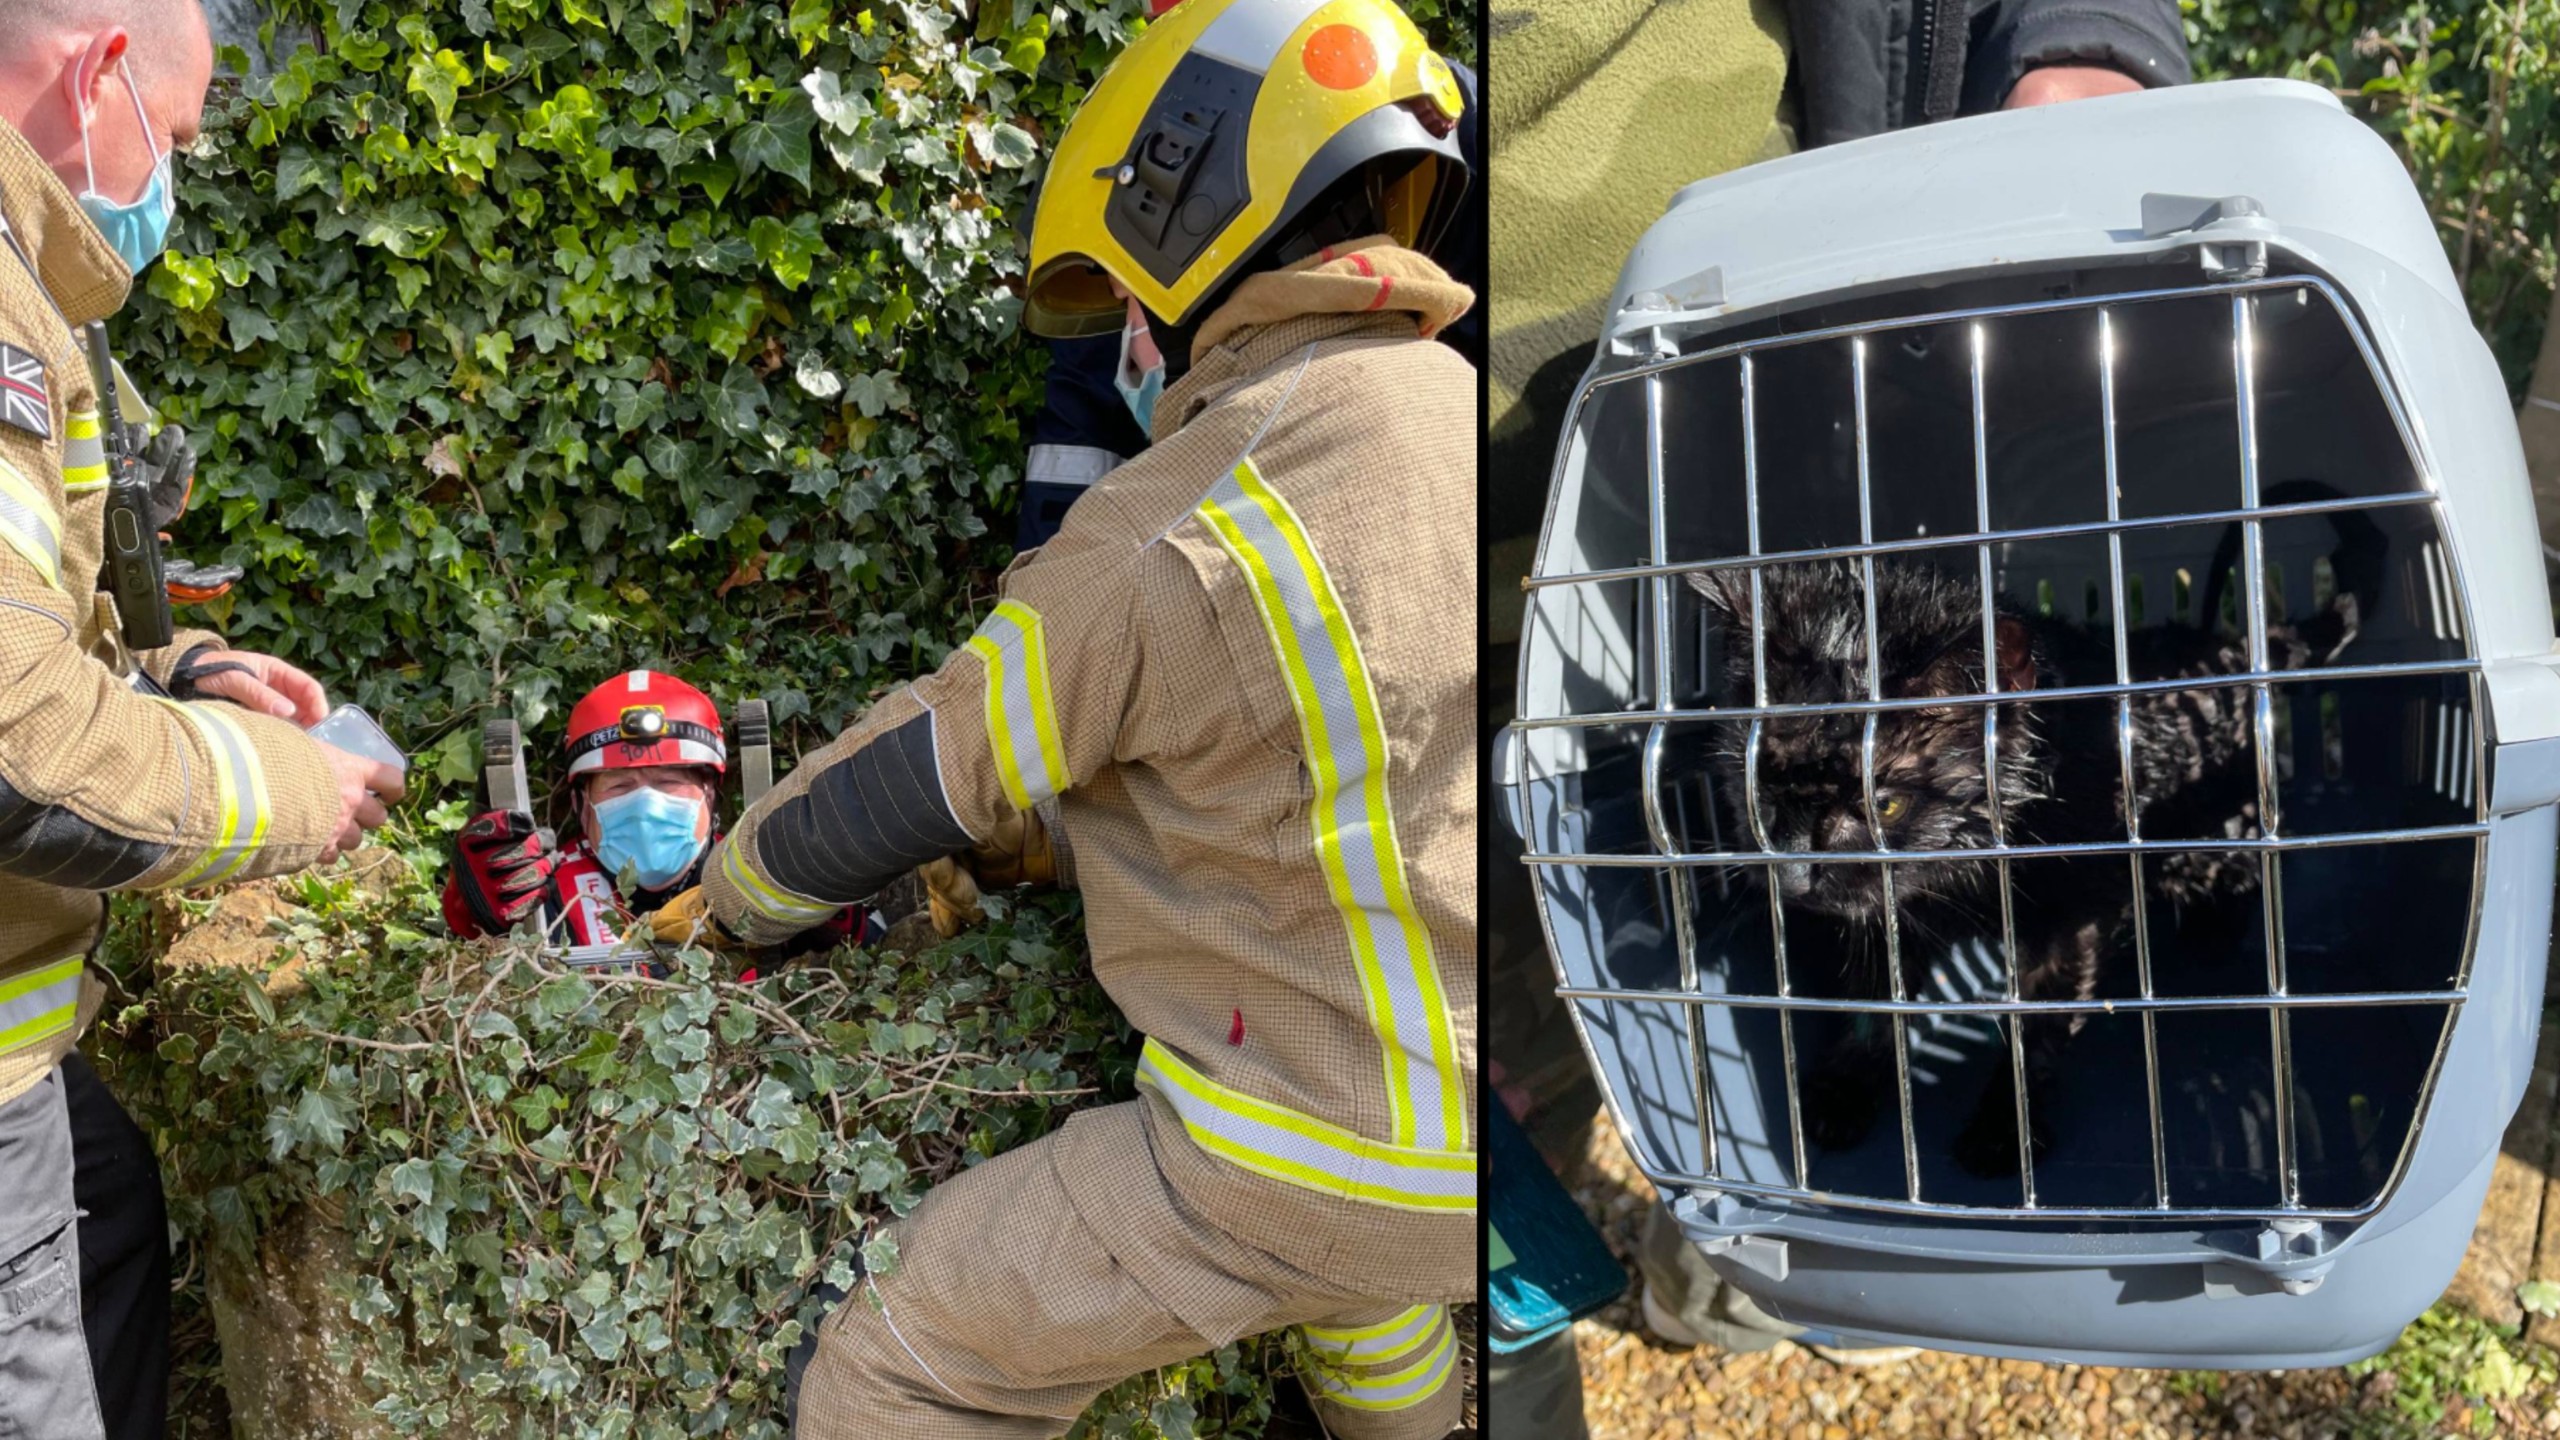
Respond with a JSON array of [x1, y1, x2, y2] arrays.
[[443, 671, 874, 950]]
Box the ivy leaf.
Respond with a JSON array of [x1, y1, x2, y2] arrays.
[[748, 213, 828, 288], [744, 1078, 799, 1130], [1150, 1397, 1199, 1440], [732, 93, 816, 191], [2520, 1279, 2560, 1317], [290, 1086, 352, 1153], [786, 0, 832, 53], [842, 370, 909, 419], [800, 68, 871, 133], [274, 147, 328, 200], [405, 49, 474, 128], [386, 1158, 437, 1205], [793, 352, 841, 398], [712, 365, 769, 436], [982, 122, 1036, 169]]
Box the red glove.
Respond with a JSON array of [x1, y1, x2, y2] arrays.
[[443, 810, 559, 937]]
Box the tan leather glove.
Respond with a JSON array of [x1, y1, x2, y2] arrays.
[[918, 856, 984, 939], [920, 808, 1058, 937], [646, 885, 746, 953], [971, 807, 1057, 889]]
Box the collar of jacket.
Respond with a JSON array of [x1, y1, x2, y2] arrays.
[[0, 113, 131, 328], [1156, 237, 1475, 442]]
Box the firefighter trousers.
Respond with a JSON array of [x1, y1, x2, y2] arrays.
[[0, 1054, 172, 1440], [789, 1101, 1462, 1440]]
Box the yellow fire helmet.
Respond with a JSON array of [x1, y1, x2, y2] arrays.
[[1023, 0, 1470, 344]]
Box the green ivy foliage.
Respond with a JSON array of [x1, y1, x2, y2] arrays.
[[96, 866, 1265, 1437], [126, 0, 1475, 796], [2186, 0, 2560, 397]]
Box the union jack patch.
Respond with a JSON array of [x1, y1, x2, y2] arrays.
[[0, 345, 46, 440]]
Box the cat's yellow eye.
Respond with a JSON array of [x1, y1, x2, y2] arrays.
[[1876, 794, 1908, 822]]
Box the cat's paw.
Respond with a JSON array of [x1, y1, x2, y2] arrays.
[[1800, 1068, 1881, 1151]]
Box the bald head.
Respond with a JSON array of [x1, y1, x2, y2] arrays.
[[0, 0, 210, 224], [0, 0, 207, 69]]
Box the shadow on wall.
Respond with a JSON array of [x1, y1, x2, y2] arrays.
[[205, 0, 310, 79]]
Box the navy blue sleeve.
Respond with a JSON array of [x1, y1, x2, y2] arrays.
[[1436, 58, 1486, 372], [1964, 0, 2192, 114]]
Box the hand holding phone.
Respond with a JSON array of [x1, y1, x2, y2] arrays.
[[307, 705, 408, 861]]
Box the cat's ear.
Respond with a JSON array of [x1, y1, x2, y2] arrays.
[[1685, 569, 1754, 632], [1994, 615, 2039, 693], [1907, 618, 2040, 704]]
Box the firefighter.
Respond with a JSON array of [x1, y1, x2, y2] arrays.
[[650, 2, 1476, 1434], [443, 670, 880, 953], [0, 9, 405, 1440], [1014, 0, 1488, 553]]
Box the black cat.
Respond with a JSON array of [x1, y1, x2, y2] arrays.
[[1687, 502, 2371, 1179]]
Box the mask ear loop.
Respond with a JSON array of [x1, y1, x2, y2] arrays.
[[121, 58, 173, 212], [77, 64, 99, 197], [122, 60, 163, 157], [81, 56, 167, 205]]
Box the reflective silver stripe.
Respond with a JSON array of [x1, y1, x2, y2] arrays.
[[1308, 1316, 1457, 1411], [1025, 443, 1118, 490], [1135, 1042, 1474, 1211], [1193, 0, 1332, 72], [1196, 461, 1465, 1153], [720, 839, 835, 925], [0, 957, 82, 1054], [160, 701, 270, 885], [964, 600, 1069, 810], [0, 456, 60, 586], [1303, 1305, 1438, 1363]]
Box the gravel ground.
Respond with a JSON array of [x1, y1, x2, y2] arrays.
[[1557, 1116, 2560, 1440]]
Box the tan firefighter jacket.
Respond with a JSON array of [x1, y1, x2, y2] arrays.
[[707, 238, 1478, 1291], [0, 118, 345, 1109]]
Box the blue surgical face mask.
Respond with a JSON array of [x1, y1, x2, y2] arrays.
[[1115, 312, 1164, 433], [77, 59, 176, 277], [590, 784, 707, 892]]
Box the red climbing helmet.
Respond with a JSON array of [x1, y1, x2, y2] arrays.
[[564, 670, 726, 778]]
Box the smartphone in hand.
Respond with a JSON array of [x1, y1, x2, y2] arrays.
[[307, 703, 408, 778]]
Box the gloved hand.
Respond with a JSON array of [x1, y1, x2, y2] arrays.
[[129, 422, 197, 531], [447, 810, 557, 935], [920, 808, 1057, 937], [918, 855, 984, 939], [646, 885, 747, 952]]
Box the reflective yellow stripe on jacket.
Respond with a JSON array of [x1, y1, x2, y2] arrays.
[[61, 409, 106, 491], [156, 700, 272, 885], [721, 837, 837, 928], [964, 599, 1070, 811], [1196, 457, 1469, 1155], [1302, 1306, 1458, 1412], [0, 957, 83, 1056], [1135, 1043, 1474, 1212]]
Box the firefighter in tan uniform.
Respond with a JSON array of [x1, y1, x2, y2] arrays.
[[0, 11, 403, 1440], [653, 1, 1475, 1434]]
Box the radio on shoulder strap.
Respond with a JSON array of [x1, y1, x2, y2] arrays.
[[84, 324, 171, 653]]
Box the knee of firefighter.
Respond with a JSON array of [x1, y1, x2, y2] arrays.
[[792, 1297, 986, 1438], [1296, 1303, 1462, 1437]]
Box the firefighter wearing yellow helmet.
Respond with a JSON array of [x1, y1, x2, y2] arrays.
[[657, 0, 1478, 1434]]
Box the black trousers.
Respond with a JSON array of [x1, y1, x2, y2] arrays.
[[61, 1054, 169, 1440]]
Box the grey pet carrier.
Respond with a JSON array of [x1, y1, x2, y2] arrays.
[[1495, 80, 2560, 1367]]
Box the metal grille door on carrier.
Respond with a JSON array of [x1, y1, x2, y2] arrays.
[[1498, 80, 2560, 1368]]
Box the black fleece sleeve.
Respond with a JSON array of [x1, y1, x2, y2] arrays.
[[1964, 0, 2194, 115]]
